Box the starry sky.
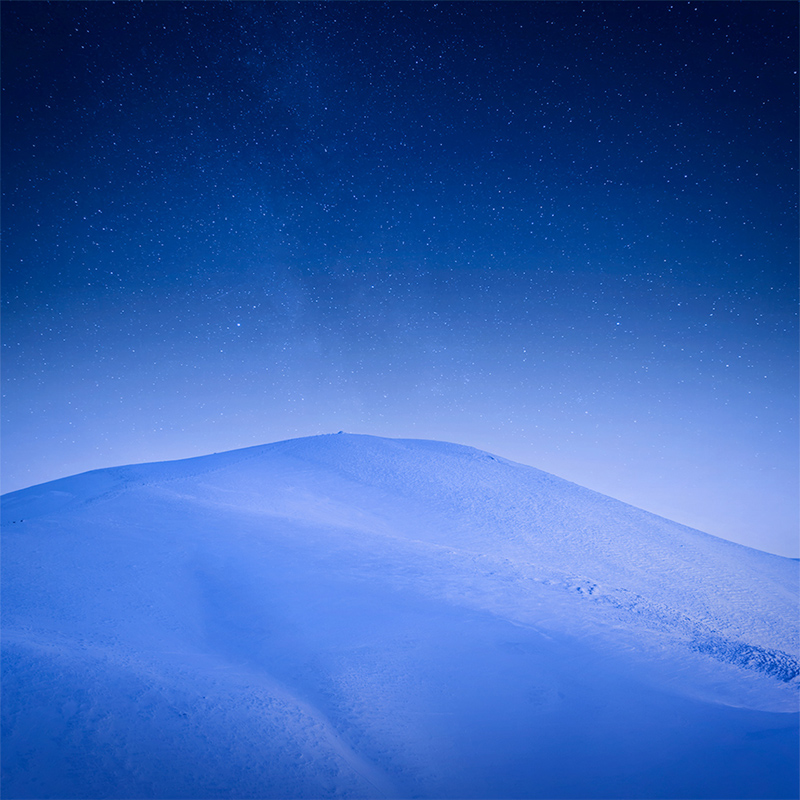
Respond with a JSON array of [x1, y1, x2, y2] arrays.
[[2, 1, 797, 556]]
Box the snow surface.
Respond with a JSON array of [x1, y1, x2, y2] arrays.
[[2, 433, 798, 799]]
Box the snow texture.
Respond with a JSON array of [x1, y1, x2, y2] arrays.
[[2, 433, 798, 799]]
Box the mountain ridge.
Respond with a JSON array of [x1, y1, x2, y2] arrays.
[[2, 433, 798, 798]]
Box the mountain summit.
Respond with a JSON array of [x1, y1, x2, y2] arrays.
[[2, 434, 798, 798]]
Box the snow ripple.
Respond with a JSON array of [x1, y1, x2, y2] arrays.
[[690, 636, 800, 682]]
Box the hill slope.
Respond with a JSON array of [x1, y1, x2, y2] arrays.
[[2, 433, 798, 798]]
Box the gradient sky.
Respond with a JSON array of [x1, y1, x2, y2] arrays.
[[2, 1, 798, 557]]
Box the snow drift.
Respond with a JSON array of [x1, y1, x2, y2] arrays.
[[2, 433, 798, 799]]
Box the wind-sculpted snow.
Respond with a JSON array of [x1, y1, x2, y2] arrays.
[[2, 433, 798, 799], [689, 636, 800, 683]]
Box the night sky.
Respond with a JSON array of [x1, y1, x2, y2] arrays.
[[2, 1, 797, 556]]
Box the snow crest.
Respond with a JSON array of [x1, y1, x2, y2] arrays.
[[3, 433, 798, 799]]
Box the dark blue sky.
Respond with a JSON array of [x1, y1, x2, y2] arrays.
[[2, 1, 797, 556]]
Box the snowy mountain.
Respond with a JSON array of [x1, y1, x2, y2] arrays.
[[2, 433, 798, 799]]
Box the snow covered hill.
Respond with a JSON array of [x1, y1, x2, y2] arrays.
[[2, 433, 798, 799]]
